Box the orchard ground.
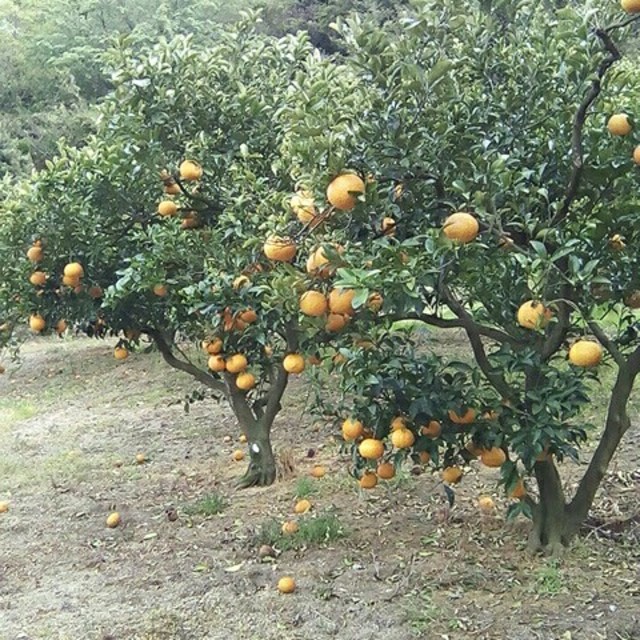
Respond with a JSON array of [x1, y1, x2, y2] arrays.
[[0, 334, 638, 640]]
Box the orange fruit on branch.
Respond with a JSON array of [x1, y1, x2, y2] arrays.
[[441, 466, 463, 484], [157, 200, 178, 217], [63, 262, 84, 279], [607, 113, 632, 135], [442, 212, 479, 243], [480, 447, 507, 468], [342, 418, 364, 441], [390, 428, 415, 449], [263, 236, 296, 262], [236, 372, 256, 391], [516, 300, 552, 330], [359, 471, 378, 489], [421, 420, 441, 438], [283, 353, 305, 374], [226, 354, 248, 374], [29, 314, 46, 333], [29, 271, 47, 286], [326, 173, 365, 211], [358, 438, 385, 459], [328, 288, 355, 316], [376, 462, 395, 480], [300, 291, 328, 317], [179, 160, 203, 181], [448, 408, 476, 425], [26, 246, 43, 262], [568, 340, 602, 368]]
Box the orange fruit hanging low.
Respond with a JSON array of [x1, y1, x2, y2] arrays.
[[179, 160, 203, 181], [358, 438, 385, 459], [568, 340, 603, 368], [442, 212, 479, 243], [342, 418, 364, 441], [607, 113, 632, 135], [516, 300, 553, 329], [263, 236, 297, 262], [299, 291, 328, 317], [326, 173, 365, 211], [283, 353, 305, 374]]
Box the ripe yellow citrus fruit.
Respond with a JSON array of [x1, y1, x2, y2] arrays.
[[311, 465, 326, 478], [164, 182, 181, 195], [418, 451, 431, 464], [135, 453, 146, 464], [325, 313, 348, 333], [421, 420, 441, 438], [568, 340, 602, 367], [263, 236, 296, 262], [517, 300, 552, 329], [29, 271, 47, 286], [206, 338, 223, 354], [283, 353, 305, 374], [26, 246, 43, 262], [300, 291, 328, 317], [443, 212, 479, 243], [62, 274, 80, 287], [376, 462, 395, 480], [390, 416, 408, 431], [232, 450, 245, 461], [342, 418, 364, 441], [328, 288, 355, 316], [226, 354, 248, 373], [607, 113, 632, 135], [179, 160, 203, 181], [106, 512, 121, 528], [633, 145, 640, 164], [208, 355, 226, 372], [367, 292, 384, 312], [157, 200, 178, 217], [291, 191, 316, 224], [114, 346, 129, 360], [382, 217, 397, 236], [510, 478, 527, 500], [358, 438, 385, 459], [478, 496, 495, 513], [359, 471, 378, 489], [238, 309, 257, 324], [480, 447, 507, 468], [281, 520, 299, 534], [153, 284, 168, 297], [622, 0, 640, 11], [29, 314, 46, 332], [390, 428, 415, 449], [236, 372, 256, 391], [277, 576, 296, 594], [64, 262, 84, 279], [448, 408, 476, 425], [294, 499, 311, 514], [442, 466, 463, 484], [233, 275, 251, 290], [326, 173, 365, 210]]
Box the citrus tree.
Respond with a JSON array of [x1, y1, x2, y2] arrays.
[[0, 19, 379, 487], [278, 0, 640, 553]]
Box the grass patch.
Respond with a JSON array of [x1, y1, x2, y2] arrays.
[[533, 561, 564, 595], [294, 476, 317, 498], [255, 512, 347, 550], [0, 399, 37, 430], [184, 492, 227, 517]]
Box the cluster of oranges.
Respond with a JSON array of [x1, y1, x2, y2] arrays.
[[156, 160, 204, 229], [342, 413, 528, 499]]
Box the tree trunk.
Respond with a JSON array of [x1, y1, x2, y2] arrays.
[[528, 459, 571, 556], [236, 417, 277, 488]]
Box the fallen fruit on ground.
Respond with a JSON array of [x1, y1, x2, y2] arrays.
[[478, 496, 495, 512], [106, 512, 121, 528], [232, 450, 245, 461], [277, 576, 296, 594], [310, 465, 326, 478], [294, 499, 311, 514], [282, 520, 299, 534]]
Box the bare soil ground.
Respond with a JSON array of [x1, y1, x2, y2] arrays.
[[0, 336, 639, 640]]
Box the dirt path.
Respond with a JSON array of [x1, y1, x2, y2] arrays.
[[0, 337, 638, 640]]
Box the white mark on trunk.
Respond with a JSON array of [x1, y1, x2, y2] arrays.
[[251, 443, 260, 454]]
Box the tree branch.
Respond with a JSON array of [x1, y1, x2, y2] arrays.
[[147, 328, 227, 395], [587, 319, 626, 368], [385, 310, 523, 347], [549, 25, 624, 227], [442, 286, 518, 401]]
